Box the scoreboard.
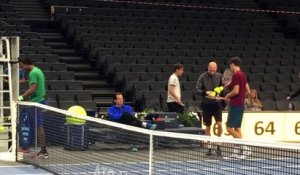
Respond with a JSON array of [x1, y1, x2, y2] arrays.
[[210, 112, 300, 142]]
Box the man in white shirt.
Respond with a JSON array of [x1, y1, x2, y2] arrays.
[[167, 64, 184, 113]]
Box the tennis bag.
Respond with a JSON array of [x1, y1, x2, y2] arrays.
[[64, 124, 88, 151], [19, 108, 34, 149]]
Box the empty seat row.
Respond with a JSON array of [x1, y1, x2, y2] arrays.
[[20, 46, 52, 54], [101, 56, 218, 65], [108, 63, 208, 74], [20, 80, 84, 91], [248, 73, 299, 83], [48, 100, 97, 111], [35, 62, 67, 71], [44, 71, 75, 80], [46, 80, 84, 91], [47, 90, 93, 102], [85, 40, 300, 54], [20, 39, 45, 46], [262, 100, 300, 111], [78, 33, 297, 46], [92, 47, 300, 61], [20, 54, 60, 63], [250, 82, 300, 92]]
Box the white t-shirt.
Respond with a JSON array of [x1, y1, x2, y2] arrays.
[[167, 73, 181, 102]]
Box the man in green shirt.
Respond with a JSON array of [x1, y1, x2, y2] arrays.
[[18, 57, 48, 159]]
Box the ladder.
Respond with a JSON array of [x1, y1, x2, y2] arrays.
[[0, 36, 19, 161]]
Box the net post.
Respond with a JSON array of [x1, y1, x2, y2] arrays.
[[34, 106, 38, 166], [148, 134, 153, 175], [10, 36, 19, 161]]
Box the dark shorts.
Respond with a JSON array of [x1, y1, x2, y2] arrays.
[[202, 103, 222, 126], [167, 102, 184, 114], [30, 100, 45, 128], [227, 106, 244, 128]]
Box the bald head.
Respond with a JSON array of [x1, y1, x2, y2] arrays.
[[207, 62, 218, 76]]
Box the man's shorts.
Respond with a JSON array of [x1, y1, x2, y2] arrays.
[[226, 106, 244, 128], [202, 103, 222, 126], [30, 100, 45, 128]]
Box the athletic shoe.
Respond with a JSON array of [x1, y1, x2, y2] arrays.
[[130, 145, 138, 152], [31, 151, 48, 159], [241, 145, 252, 156], [146, 123, 157, 130], [18, 147, 31, 154]]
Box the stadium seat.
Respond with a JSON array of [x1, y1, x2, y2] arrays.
[[139, 72, 156, 81], [44, 71, 59, 80], [58, 92, 76, 102], [59, 71, 75, 80], [276, 100, 290, 111], [48, 81, 67, 90], [259, 91, 273, 101], [150, 82, 167, 91], [67, 81, 84, 90], [260, 82, 276, 91], [262, 100, 276, 110], [275, 83, 291, 92], [273, 92, 288, 100]]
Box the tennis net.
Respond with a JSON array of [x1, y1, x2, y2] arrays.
[[16, 102, 300, 175]]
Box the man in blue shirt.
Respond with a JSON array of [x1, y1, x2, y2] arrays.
[[108, 92, 156, 130], [4, 68, 26, 83]]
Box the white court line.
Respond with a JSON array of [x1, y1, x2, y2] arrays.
[[44, 157, 300, 174], [7, 174, 52, 175], [0, 165, 34, 168]]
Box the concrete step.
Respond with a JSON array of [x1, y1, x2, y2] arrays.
[[75, 72, 101, 80], [9, 1, 41, 5], [60, 56, 86, 64], [40, 33, 62, 37], [91, 90, 116, 97], [14, 7, 46, 12], [52, 49, 76, 55], [82, 81, 114, 89], [67, 64, 93, 71], [46, 42, 70, 48], [40, 35, 65, 40]]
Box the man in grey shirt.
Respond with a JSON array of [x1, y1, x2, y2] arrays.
[[196, 62, 223, 156]]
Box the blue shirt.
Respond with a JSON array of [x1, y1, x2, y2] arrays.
[[107, 105, 134, 121], [4, 68, 25, 80]]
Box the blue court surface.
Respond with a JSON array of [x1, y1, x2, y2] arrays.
[[42, 158, 300, 175], [0, 165, 53, 175]]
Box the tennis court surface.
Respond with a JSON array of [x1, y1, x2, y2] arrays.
[[16, 102, 300, 175]]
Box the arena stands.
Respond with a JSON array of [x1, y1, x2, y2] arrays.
[[1, 0, 299, 111]]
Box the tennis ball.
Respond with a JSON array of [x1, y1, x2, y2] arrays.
[[0, 126, 5, 133], [210, 91, 216, 97], [66, 105, 87, 124], [214, 86, 224, 94]]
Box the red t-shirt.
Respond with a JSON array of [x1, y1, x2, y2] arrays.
[[229, 70, 247, 107]]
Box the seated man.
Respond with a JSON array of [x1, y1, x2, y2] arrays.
[[107, 92, 156, 130]]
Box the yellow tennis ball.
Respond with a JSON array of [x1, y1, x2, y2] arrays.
[[214, 86, 224, 94], [214, 87, 221, 94], [66, 105, 87, 124], [0, 126, 5, 133], [210, 91, 216, 97]]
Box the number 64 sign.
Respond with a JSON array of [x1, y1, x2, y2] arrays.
[[210, 112, 300, 142]]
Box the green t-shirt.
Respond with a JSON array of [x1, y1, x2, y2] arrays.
[[29, 67, 46, 102]]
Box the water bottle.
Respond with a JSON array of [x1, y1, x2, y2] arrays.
[[288, 102, 293, 111]]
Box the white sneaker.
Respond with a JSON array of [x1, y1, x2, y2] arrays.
[[222, 153, 239, 160], [230, 153, 239, 158], [242, 146, 252, 156]]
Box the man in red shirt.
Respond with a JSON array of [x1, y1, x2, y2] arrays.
[[224, 57, 251, 158]]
